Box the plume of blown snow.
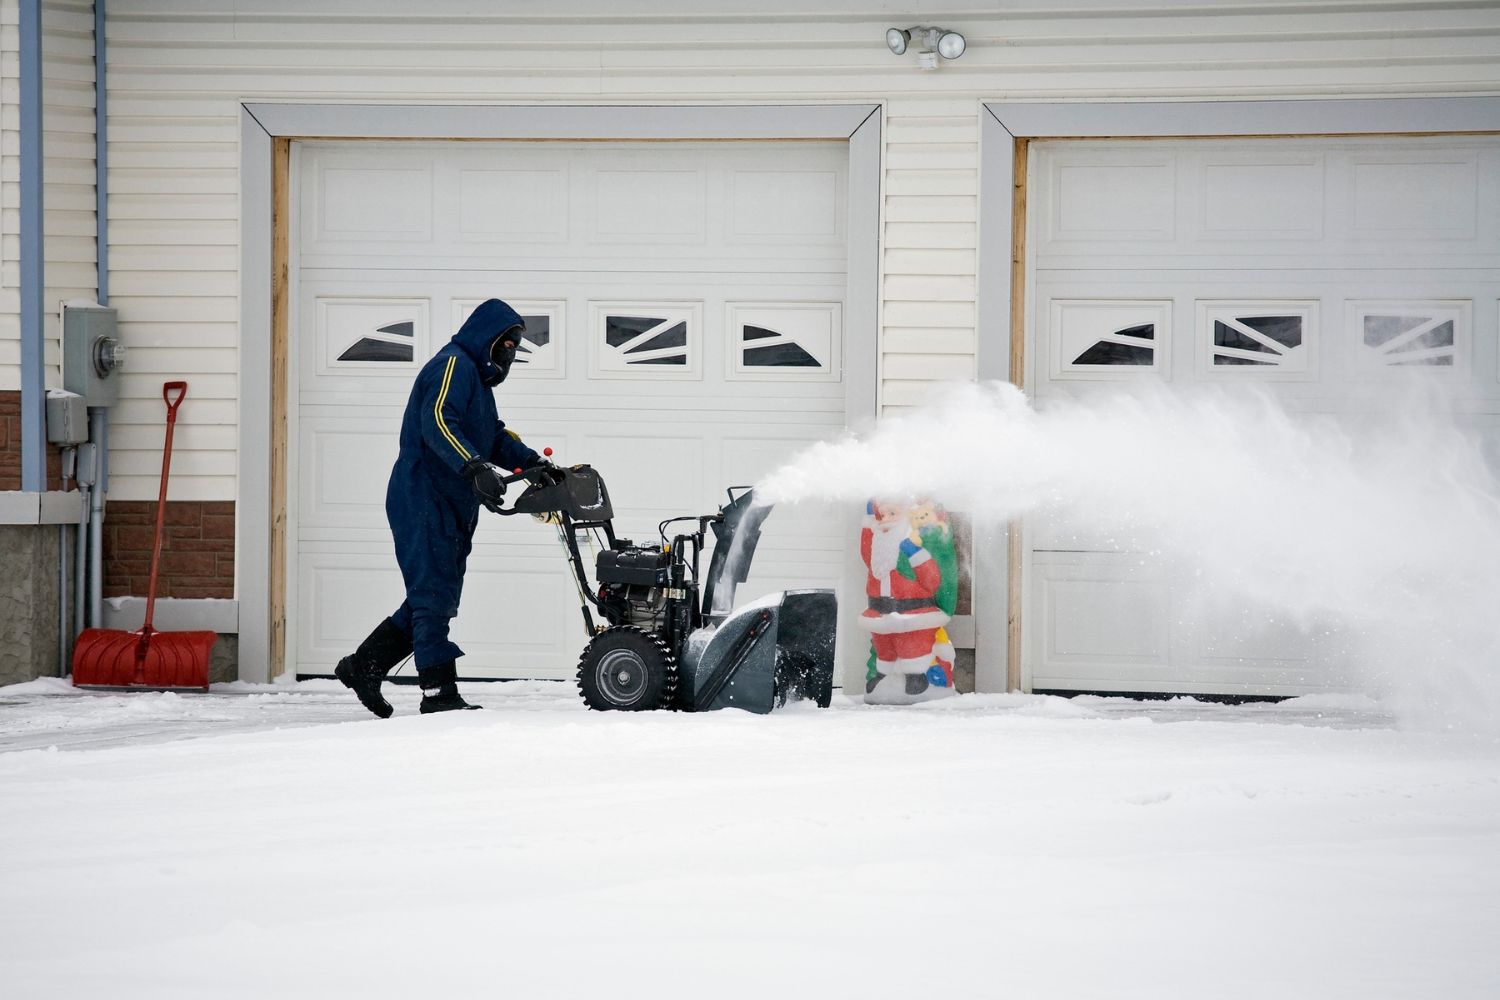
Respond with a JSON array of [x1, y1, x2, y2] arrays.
[[761, 380, 1500, 734]]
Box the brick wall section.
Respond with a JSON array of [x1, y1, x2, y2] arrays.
[[103, 500, 235, 599], [0, 390, 63, 491]]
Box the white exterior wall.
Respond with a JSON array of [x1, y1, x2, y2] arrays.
[[0, 0, 96, 394], [33, 0, 1500, 499]]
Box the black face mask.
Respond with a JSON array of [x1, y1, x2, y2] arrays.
[[484, 328, 521, 386]]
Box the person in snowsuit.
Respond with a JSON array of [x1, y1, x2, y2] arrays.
[[336, 298, 540, 716]]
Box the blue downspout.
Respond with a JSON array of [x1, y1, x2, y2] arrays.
[[19, 0, 45, 492]]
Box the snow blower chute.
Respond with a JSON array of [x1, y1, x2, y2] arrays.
[[492, 464, 836, 713]]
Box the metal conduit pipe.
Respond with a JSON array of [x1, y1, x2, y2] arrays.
[[59, 447, 76, 675], [75, 454, 90, 639], [89, 409, 107, 628]]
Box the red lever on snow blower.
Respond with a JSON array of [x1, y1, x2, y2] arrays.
[[72, 381, 217, 689]]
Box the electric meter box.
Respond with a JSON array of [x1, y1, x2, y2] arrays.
[[46, 390, 89, 445], [62, 304, 125, 407]]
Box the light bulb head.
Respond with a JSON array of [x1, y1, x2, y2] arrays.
[[885, 27, 909, 55], [937, 30, 966, 59]]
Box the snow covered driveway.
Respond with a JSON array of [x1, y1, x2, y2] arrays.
[[1, 681, 1497, 999]]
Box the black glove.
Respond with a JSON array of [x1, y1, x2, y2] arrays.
[[524, 455, 565, 485], [461, 457, 507, 511]]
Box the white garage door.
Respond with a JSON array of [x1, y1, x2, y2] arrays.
[[290, 141, 849, 678], [1026, 135, 1500, 696]]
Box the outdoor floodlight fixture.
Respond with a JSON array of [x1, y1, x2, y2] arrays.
[[885, 26, 966, 69]]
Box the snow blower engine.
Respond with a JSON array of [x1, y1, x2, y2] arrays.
[[493, 463, 836, 713]]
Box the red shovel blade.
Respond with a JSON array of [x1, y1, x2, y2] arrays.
[[72, 627, 217, 690]]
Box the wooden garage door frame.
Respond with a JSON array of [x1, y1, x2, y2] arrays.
[[239, 104, 882, 683], [976, 96, 1500, 694]]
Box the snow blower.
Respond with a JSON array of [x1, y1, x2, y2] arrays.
[[493, 463, 836, 713], [72, 382, 216, 690]]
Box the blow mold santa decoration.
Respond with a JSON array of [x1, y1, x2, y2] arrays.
[[859, 499, 959, 704]]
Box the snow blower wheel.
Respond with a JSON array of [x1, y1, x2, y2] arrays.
[[577, 626, 677, 711]]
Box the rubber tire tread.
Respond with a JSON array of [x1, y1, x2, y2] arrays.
[[576, 625, 678, 712]]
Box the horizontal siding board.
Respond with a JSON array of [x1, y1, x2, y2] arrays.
[[43, 262, 94, 288], [884, 249, 976, 276], [884, 273, 976, 301], [109, 345, 242, 373], [882, 353, 975, 381], [109, 143, 239, 170], [109, 271, 239, 297], [115, 320, 240, 347], [109, 246, 238, 271], [884, 196, 978, 224], [111, 397, 237, 426], [106, 475, 237, 502], [109, 295, 236, 323], [882, 328, 975, 355], [107, 220, 238, 246], [885, 170, 977, 198], [108, 169, 238, 195], [109, 193, 237, 221], [882, 302, 974, 329], [109, 422, 237, 451], [884, 222, 977, 251]]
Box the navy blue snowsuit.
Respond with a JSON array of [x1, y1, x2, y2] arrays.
[[385, 299, 539, 670]]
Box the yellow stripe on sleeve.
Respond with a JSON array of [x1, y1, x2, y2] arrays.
[[433, 356, 472, 461]]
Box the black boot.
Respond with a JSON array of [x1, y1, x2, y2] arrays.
[[334, 618, 412, 719], [418, 660, 481, 714]]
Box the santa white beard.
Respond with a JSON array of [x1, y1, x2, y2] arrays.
[[868, 522, 905, 581]]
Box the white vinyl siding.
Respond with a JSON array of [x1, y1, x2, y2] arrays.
[[3, 0, 1493, 495], [0, 0, 96, 393]]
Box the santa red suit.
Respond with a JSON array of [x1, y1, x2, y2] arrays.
[[859, 501, 951, 677]]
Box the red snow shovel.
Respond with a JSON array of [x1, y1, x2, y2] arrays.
[[72, 381, 216, 690]]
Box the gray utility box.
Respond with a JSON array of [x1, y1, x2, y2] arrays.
[[62, 304, 125, 407], [46, 390, 89, 445]]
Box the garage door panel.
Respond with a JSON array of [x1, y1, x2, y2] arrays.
[[297, 555, 410, 664], [447, 565, 575, 678], [454, 168, 570, 243], [729, 169, 843, 242], [299, 424, 399, 525], [593, 169, 707, 241], [1046, 153, 1176, 244], [308, 161, 434, 245], [1346, 152, 1479, 241], [1031, 554, 1172, 671], [1201, 155, 1324, 240]]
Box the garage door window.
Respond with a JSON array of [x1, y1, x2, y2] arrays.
[[727, 302, 840, 380], [1351, 302, 1468, 370], [319, 297, 427, 374], [1048, 300, 1170, 379], [337, 321, 415, 363], [1196, 301, 1315, 378], [589, 302, 702, 379]]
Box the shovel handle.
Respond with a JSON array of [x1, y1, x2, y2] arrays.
[[143, 381, 188, 632], [163, 381, 187, 416]]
